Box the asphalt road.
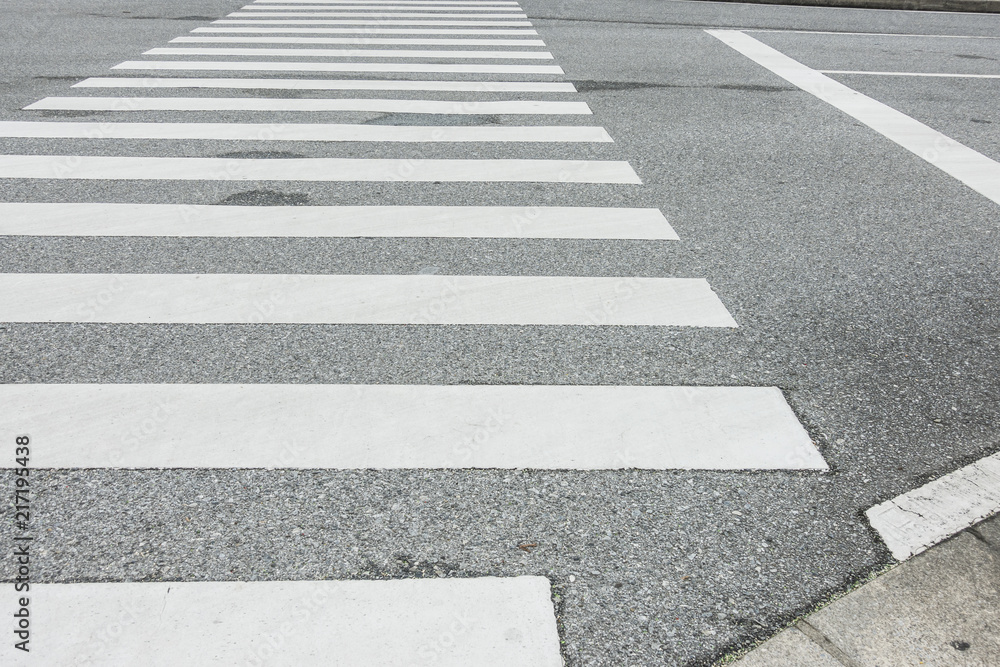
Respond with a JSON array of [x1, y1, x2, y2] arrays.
[[1, 0, 999, 665]]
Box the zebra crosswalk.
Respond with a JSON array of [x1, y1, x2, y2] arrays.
[[1, 1, 826, 663]]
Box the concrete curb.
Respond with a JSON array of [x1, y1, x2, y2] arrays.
[[701, 0, 1000, 14], [724, 513, 1000, 666]]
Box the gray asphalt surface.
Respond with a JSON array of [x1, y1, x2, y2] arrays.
[[2, 1, 999, 665]]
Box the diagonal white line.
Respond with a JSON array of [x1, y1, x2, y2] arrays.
[[708, 30, 1000, 207]]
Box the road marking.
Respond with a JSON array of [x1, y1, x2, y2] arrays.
[[18, 578, 562, 666], [0, 155, 636, 183], [867, 452, 1000, 560], [252, 0, 523, 4], [821, 70, 1000, 79], [74, 77, 575, 92], [243, 3, 526, 9], [171, 36, 547, 45], [26, 97, 587, 114], [212, 19, 534, 25], [228, 11, 529, 18], [0, 275, 727, 326], [708, 30, 1000, 207], [190, 26, 539, 34], [0, 121, 609, 143], [0, 385, 830, 470], [0, 203, 674, 239], [145, 46, 553, 58], [110, 60, 562, 73], [244, 5, 526, 10], [254, 0, 523, 4]]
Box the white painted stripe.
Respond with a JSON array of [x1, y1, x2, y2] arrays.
[[29, 94, 576, 114], [0, 275, 726, 326], [708, 30, 1000, 207], [145, 46, 553, 59], [15, 579, 562, 666], [191, 26, 539, 34], [228, 11, 530, 17], [866, 452, 1000, 560], [171, 36, 547, 45], [0, 121, 608, 143], [253, 0, 522, 4], [245, 3, 525, 8], [213, 19, 534, 25], [0, 385, 827, 469], [0, 155, 634, 182], [255, 0, 522, 4], [821, 70, 1000, 79], [245, 4, 526, 9], [73, 77, 576, 92], [111, 60, 562, 73], [0, 204, 674, 239], [254, 0, 522, 4], [26, 97, 586, 114]]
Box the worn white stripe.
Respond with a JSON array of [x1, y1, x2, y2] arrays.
[[0, 155, 634, 182], [708, 30, 1000, 207], [14, 579, 562, 666], [213, 19, 534, 25], [111, 60, 562, 73], [253, 0, 522, 4], [245, 4, 525, 9], [240, 2, 523, 6], [27, 97, 586, 114], [191, 26, 539, 34], [0, 204, 673, 239], [228, 11, 529, 17], [145, 46, 553, 59], [821, 70, 1000, 79], [866, 452, 1000, 560], [0, 121, 608, 143], [74, 77, 575, 92], [171, 36, 547, 45], [255, 0, 522, 4], [0, 385, 829, 469], [0, 275, 725, 326]]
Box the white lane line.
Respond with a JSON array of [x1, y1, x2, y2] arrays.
[[73, 77, 576, 92], [171, 36, 547, 45], [254, 0, 522, 4], [0, 155, 635, 182], [243, 3, 526, 8], [708, 30, 1000, 207], [0, 204, 674, 239], [191, 26, 539, 34], [27, 97, 585, 114], [111, 60, 562, 73], [867, 452, 1000, 560], [228, 11, 529, 17], [144, 47, 553, 58], [0, 121, 608, 143], [0, 275, 726, 326], [821, 70, 1000, 79], [745, 29, 1000, 40], [212, 19, 534, 25], [244, 4, 526, 9], [253, 0, 522, 4], [16, 579, 562, 666], [245, 5, 527, 10], [0, 385, 828, 470]]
